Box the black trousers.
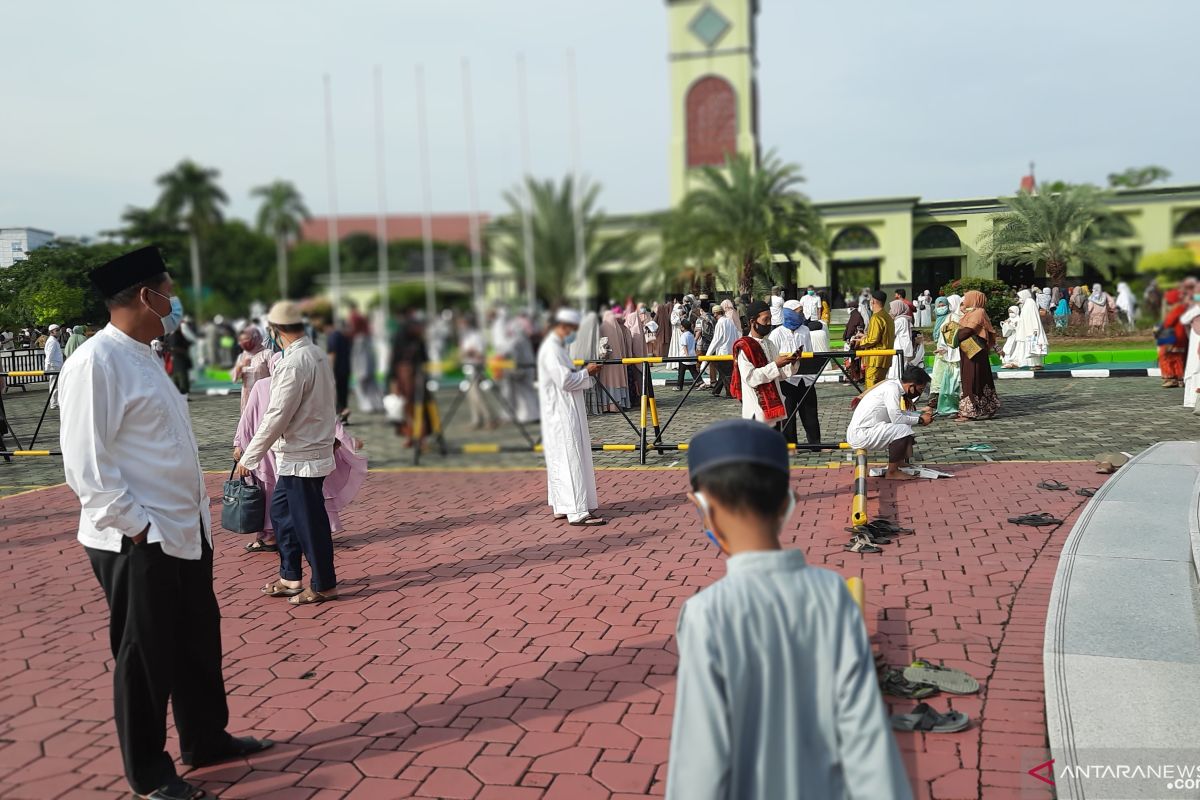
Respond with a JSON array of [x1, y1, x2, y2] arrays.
[[779, 380, 821, 445], [85, 536, 231, 795], [710, 362, 733, 396], [675, 362, 702, 390], [272, 475, 337, 592], [334, 372, 350, 412]]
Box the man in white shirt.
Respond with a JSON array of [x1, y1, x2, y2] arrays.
[[732, 300, 800, 423], [799, 286, 822, 321], [538, 308, 605, 525], [846, 365, 934, 480], [769, 300, 821, 444], [458, 313, 495, 428], [59, 246, 271, 800], [44, 323, 64, 409], [237, 301, 340, 605], [705, 303, 738, 397], [768, 286, 785, 326]]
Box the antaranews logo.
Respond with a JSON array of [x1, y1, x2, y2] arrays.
[[1028, 759, 1055, 787]]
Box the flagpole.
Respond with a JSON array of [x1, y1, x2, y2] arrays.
[[373, 65, 390, 327], [415, 64, 437, 324], [516, 53, 536, 318], [461, 58, 485, 328], [322, 74, 341, 325], [567, 49, 586, 315]]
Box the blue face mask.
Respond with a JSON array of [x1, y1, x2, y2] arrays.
[[807, 290, 815, 296], [147, 289, 183, 336], [782, 308, 804, 331], [564, 332, 577, 346]]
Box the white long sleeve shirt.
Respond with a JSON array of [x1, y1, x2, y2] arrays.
[[706, 317, 738, 357], [768, 325, 815, 387], [845, 379, 922, 451], [239, 336, 337, 478], [44, 335, 63, 371], [665, 549, 912, 800], [736, 335, 793, 421], [58, 324, 211, 559]]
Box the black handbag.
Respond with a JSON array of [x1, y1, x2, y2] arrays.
[[221, 463, 265, 534]]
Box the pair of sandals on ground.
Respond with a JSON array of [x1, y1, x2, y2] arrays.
[[844, 518, 912, 554], [135, 736, 273, 799], [878, 655, 980, 733], [1008, 479, 1099, 527]]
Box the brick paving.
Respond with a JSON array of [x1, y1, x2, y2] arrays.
[[0, 457, 1109, 799]]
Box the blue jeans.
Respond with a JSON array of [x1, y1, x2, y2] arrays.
[[271, 475, 336, 592]]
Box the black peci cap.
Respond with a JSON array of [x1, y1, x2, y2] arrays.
[[687, 419, 790, 481], [88, 246, 168, 298]]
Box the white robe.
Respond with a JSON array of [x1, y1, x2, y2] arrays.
[[889, 316, 914, 380], [665, 549, 912, 800], [1183, 306, 1200, 408], [668, 303, 684, 358], [846, 379, 921, 451], [736, 336, 794, 422], [1008, 293, 1049, 368], [537, 331, 597, 520]]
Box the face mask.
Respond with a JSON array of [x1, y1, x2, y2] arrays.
[[564, 332, 577, 346], [147, 289, 183, 336], [694, 489, 797, 554], [753, 320, 774, 336], [1193, 294, 1200, 303], [782, 309, 803, 331], [807, 290, 815, 296]]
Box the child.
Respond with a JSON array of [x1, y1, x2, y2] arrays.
[[665, 419, 911, 799], [675, 318, 702, 391]]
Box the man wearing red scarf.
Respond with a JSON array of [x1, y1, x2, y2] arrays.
[[730, 300, 800, 423]]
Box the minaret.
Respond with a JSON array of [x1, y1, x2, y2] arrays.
[[665, 0, 760, 206]]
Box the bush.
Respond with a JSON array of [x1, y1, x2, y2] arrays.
[[939, 277, 1014, 327], [1138, 248, 1197, 278]]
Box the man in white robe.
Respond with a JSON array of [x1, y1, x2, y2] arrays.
[[1182, 289, 1200, 409], [538, 308, 605, 525], [846, 366, 934, 480]]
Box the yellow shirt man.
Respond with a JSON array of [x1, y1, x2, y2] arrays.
[[856, 298, 894, 389]]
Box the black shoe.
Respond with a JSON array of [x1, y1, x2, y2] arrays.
[[182, 736, 274, 769]]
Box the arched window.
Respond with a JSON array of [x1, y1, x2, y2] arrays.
[[912, 224, 960, 250], [1175, 209, 1200, 237], [686, 76, 737, 168], [831, 225, 879, 251]]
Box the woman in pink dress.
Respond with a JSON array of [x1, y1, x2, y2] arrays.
[[231, 325, 271, 410], [233, 352, 369, 553]]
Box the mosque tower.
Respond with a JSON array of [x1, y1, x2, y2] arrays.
[[666, 0, 760, 207]]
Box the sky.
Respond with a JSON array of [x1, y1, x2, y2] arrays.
[[4, 0, 1198, 238]]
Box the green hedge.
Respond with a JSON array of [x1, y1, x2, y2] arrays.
[[940, 277, 1014, 326]]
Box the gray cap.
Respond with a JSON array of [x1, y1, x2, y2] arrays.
[[687, 419, 790, 480]]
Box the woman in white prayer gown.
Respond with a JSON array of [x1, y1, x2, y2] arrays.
[[1115, 281, 1138, 330], [537, 313, 600, 524], [916, 290, 933, 328], [1006, 289, 1049, 369], [1000, 306, 1021, 366], [1182, 298, 1200, 409], [889, 300, 914, 380], [570, 312, 603, 415]]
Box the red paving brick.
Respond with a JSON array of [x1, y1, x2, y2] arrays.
[[0, 462, 1094, 798]]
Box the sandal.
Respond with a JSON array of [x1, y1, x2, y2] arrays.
[[1037, 480, 1069, 491], [844, 533, 882, 554], [844, 526, 892, 545], [864, 519, 914, 534], [955, 443, 996, 453], [182, 735, 274, 768], [133, 777, 207, 799], [568, 515, 607, 527], [903, 660, 980, 694], [880, 669, 940, 700], [244, 539, 278, 553], [553, 514, 567, 520], [289, 587, 339, 605], [261, 580, 303, 597], [1007, 512, 1063, 527], [1076, 487, 1097, 497], [891, 702, 970, 733]]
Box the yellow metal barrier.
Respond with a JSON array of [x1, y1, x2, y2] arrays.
[[851, 449, 869, 526]]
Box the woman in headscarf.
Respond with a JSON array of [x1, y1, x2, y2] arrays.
[[1115, 281, 1137, 330], [624, 302, 646, 358], [889, 299, 914, 380], [1006, 288, 1049, 369], [1053, 295, 1070, 333], [1087, 283, 1114, 335], [598, 309, 630, 412], [654, 300, 672, 358], [1000, 305, 1021, 367], [953, 290, 1000, 420], [570, 310, 604, 416], [928, 295, 961, 416], [858, 288, 873, 321], [231, 324, 270, 410], [63, 325, 87, 358], [1181, 282, 1200, 409], [915, 290, 933, 328], [1069, 285, 1087, 328], [1157, 289, 1187, 389], [234, 352, 367, 554], [721, 298, 743, 336]]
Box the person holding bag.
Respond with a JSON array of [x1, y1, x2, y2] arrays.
[[952, 290, 1000, 421]]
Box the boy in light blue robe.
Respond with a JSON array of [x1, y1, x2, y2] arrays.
[[666, 419, 912, 800]]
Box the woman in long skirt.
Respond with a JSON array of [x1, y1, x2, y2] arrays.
[[929, 295, 962, 416], [954, 290, 1000, 420]]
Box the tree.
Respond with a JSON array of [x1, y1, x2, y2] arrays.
[[1107, 165, 1172, 190], [251, 180, 309, 299], [27, 283, 85, 327], [155, 160, 228, 321], [666, 150, 827, 295], [490, 176, 640, 307], [0, 240, 135, 327], [977, 185, 1122, 287]]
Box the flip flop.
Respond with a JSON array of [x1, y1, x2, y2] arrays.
[[844, 533, 882, 554], [1037, 480, 1069, 491], [244, 539, 278, 553], [1076, 487, 1097, 497], [904, 660, 980, 694], [879, 669, 940, 700], [955, 443, 996, 453], [568, 515, 607, 527], [133, 777, 207, 799], [1007, 512, 1063, 527], [865, 519, 914, 534], [843, 526, 892, 545], [289, 587, 339, 605], [261, 580, 303, 598], [891, 702, 970, 733]]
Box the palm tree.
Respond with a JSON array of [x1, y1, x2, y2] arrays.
[[155, 160, 228, 320], [490, 176, 640, 307], [251, 180, 310, 299], [666, 150, 827, 295], [977, 185, 1122, 287]]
